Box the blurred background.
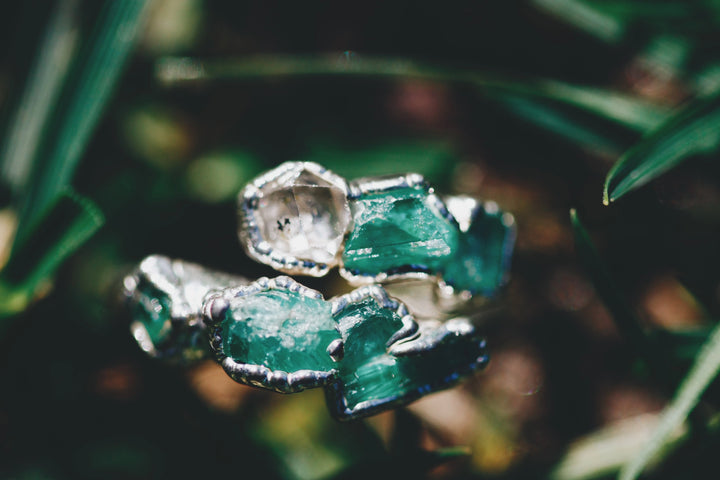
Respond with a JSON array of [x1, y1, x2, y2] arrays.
[[1, 0, 720, 479]]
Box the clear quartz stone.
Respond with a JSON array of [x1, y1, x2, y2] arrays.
[[255, 169, 351, 265]]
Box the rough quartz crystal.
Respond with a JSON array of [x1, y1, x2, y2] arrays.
[[221, 289, 340, 373], [342, 186, 459, 276], [252, 165, 351, 265]]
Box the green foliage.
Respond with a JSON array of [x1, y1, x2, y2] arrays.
[[569, 210, 647, 349], [0, 190, 103, 320], [0, 0, 149, 320], [2, 1, 720, 479], [619, 321, 720, 480], [604, 92, 720, 204], [13, 0, 150, 244]]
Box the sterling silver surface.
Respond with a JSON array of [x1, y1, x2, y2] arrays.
[[123, 255, 249, 364]]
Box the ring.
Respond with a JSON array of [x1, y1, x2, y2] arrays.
[[123, 255, 249, 364], [237, 161, 516, 302], [124, 255, 488, 420]]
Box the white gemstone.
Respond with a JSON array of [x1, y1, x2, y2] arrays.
[[252, 164, 351, 265]]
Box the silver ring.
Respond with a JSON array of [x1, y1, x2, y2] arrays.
[[125, 254, 489, 420]]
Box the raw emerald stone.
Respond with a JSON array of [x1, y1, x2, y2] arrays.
[[333, 297, 406, 408], [221, 289, 339, 373], [342, 186, 458, 276], [442, 206, 514, 296], [332, 297, 487, 414]]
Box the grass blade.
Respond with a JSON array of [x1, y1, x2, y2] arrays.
[[550, 413, 687, 480], [0, 189, 104, 319], [497, 95, 626, 153], [603, 92, 720, 204], [156, 55, 669, 133], [618, 320, 720, 480], [15, 0, 151, 245], [570, 209, 647, 348], [0, 0, 80, 191]]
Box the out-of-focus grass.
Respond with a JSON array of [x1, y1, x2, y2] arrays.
[[0, 0, 149, 319], [604, 92, 720, 204], [2, 1, 720, 479]]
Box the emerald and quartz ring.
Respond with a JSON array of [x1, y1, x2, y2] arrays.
[[125, 255, 488, 420], [238, 161, 516, 300]]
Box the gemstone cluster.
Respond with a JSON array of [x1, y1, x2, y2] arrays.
[[203, 276, 488, 419], [238, 162, 516, 299]]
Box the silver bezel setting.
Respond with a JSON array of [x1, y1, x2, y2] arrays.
[[124, 255, 249, 363], [339, 172, 459, 285], [204, 275, 338, 393], [238, 161, 351, 277]]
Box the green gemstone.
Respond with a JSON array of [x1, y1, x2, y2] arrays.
[[132, 283, 172, 346], [442, 206, 514, 296], [334, 297, 406, 408], [332, 296, 487, 415], [342, 187, 458, 276], [222, 289, 339, 373]]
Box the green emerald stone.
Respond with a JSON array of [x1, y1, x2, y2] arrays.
[[332, 297, 487, 413], [132, 283, 172, 346], [221, 289, 339, 373], [342, 187, 458, 276], [333, 297, 406, 408], [442, 206, 514, 296]]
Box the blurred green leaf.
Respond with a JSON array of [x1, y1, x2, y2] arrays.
[[329, 447, 470, 480], [532, 0, 626, 43], [535, 0, 720, 39], [14, 0, 150, 246], [0, 190, 104, 319], [550, 413, 687, 480], [570, 209, 648, 348], [304, 141, 456, 185], [156, 55, 669, 133], [604, 92, 720, 204], [649, 327, 714, 362], [619, 320, 720, 480], [0, 0, 80, 192], [496, 95, 625, 154]]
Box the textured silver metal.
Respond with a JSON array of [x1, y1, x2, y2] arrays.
[[124, 255, 249, 364], [388, 317, 479, 356], [204, 276, 338, 394], [238, 161, 351, 277]]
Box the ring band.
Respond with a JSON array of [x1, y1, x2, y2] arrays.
[[238, 161, 516, 301], [123, 255, 249, 364], [125, 255, 488, 420]]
